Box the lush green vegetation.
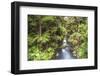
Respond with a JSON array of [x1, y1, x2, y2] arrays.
[[28, 15, 88, 60]]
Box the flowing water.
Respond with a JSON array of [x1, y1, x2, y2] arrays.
[[55, 38, 75, 59]]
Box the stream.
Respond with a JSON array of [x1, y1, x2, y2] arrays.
[[55, 38, 75, 59]]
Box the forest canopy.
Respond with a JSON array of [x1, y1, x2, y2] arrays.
[[28, 15, 88, 61]]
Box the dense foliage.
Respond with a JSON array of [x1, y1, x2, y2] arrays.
[[28, 15, 88, 60]]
